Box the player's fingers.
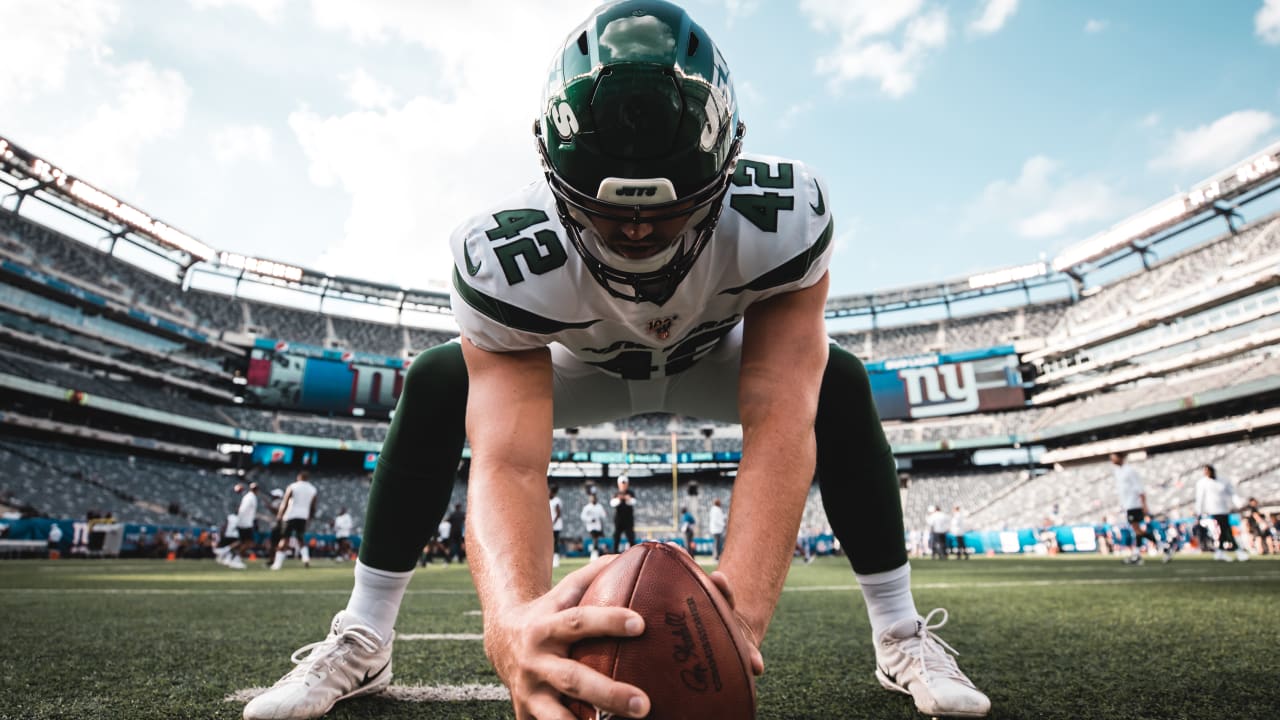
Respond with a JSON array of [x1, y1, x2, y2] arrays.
[[524, 689, 577, 720], [546, 554, 618, 608], [532, 605, 645, 646], [749, 645, 765, 676], [709, 570, 736, 609], [535, 657, 650, 719]]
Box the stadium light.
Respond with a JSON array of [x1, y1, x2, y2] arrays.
[[1052, 140, 1280, 273], [967, 261, 1048, 290], [218, 251, 304, 282], [1051, 197, 1187, 272], [0, 134, 217, 261]]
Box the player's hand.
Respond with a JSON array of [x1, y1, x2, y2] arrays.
[[483, 555, 650, 720], [708, 570, 766, 677]]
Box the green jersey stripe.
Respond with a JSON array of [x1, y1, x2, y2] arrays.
[[719, 217, 834, 296], [452, 267, 600, 334]]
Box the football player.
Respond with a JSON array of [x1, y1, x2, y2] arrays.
[[243, 2, 990, 719]]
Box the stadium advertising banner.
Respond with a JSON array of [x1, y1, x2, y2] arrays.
[[245, 339, 408, 415], [865, 346, 1025, 420]]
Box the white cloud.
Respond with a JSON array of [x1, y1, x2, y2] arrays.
[[721, 0, 762, 25], [0, 1, 192, 196], [0, 0, 119, 104], [779, 101, 815, 130], [341, 68, 397, 111], [970, 0, 1019, 35], [189, 0, 286, 23], [1139, 113, 1160, 128], [964, 155, 1122, 240], [1258, 0, 1280, 44], [1149, 110, 1277, 173], [292, 1, 595, 289], [41, 62, 192, 193], [1084, 18, 1108, 34], [802, 0, 949, 98], [212, 124, 274, 166]]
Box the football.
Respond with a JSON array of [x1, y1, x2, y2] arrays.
[[565, 542, 757, 719]]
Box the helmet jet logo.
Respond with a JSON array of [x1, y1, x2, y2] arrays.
[[552, 102, 579, 140]]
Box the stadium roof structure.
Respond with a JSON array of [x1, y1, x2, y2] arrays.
[[2, 133, 1278, 322]]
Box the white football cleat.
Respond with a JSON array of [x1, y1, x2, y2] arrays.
[[227, 556, 247, 570], [875, 609, 991, 718], [243, 611, 393, 720], [1235, 549, 1249, 562]]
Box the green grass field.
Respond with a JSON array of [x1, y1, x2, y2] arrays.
[[2, 554, 1277, 719]]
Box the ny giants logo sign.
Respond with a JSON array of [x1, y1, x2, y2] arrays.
[[898, 362, 979, 418]]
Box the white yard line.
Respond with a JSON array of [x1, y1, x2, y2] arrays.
[[0, 588, 474, 595], [784, 572, 1280, 592], [398, 633, 484, 641], [225, 684, 508, 704], [6, 571, 1278, 597]]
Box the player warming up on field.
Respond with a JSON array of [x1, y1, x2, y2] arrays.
[[270, 471, 317, 570], [1110, 452, 1173, 565], [243, 3, 990, 718]]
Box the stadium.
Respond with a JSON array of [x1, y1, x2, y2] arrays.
[[3, 4, 1280, 719]]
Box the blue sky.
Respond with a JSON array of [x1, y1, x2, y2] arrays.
[[3, 0, 1279, 312]]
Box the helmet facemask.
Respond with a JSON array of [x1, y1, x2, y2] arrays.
[[538, 126, 743, 305]]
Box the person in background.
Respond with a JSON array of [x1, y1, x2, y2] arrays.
[[926, 505, 949, 560], [447, 503, 466, 564], [950, 505, 968, 560], [681, 506, 696, 557], [272, 472, 318, 570], [580, 493, 607, 559], [1241, 498, 1269, 556], [611, 475, 637, 554], [46, 521, 63, 558], [333, 507, 355, 562], [1195, 464, 1247, 562], [1110, 452, 1172, 565], [708, 497, 727, 561], [549, 484, 564, 568]]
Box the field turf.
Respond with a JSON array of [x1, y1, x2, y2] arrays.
[[1, 554, 1277, 719]]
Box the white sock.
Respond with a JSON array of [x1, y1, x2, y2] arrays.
[[272, 551, 285, 568], [345, 560, 413, 643], [856, 563, 917, 642], [214, 546, 229, 559], [300, 546, 310, 563]]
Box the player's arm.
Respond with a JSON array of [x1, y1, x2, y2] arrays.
[[460, 337, 649, 720], [275, 488, 292, 522], [720, 271, 830, 647]]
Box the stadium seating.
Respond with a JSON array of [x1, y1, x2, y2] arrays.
[[330, 316, 405, 357], [246, 303, 328, 347], [831, 301, 1071, 361], [1046, 218, 1280, 340]]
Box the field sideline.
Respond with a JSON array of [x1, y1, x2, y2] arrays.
[[2, 555, 1277, 719]]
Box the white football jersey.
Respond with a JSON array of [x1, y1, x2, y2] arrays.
[[283, 480, 317, 521], [1113, 465, 1144, 511], [581, 502, 607, 533], [236, 491, 257, 527], [449, 152, 833, 379], [549, 496, 564, 531]]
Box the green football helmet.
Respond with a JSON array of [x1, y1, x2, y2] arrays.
[[536, 0, 743, 305]]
